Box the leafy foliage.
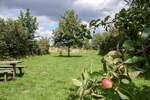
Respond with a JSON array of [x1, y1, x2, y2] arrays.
[[0, 9, 40, 59], [73, 0, 150, 99], [91, 28, 124, 54], [38, 37, 50, 55], [53, 10, 91, 56], [73, 50, 138, 100]]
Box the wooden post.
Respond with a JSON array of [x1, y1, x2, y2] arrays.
[[68, 46, 70, 57], [4, 72, 8, 82], [11, 64, 16, 79]]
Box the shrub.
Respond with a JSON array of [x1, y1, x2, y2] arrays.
[[38, 37, 50, 55]]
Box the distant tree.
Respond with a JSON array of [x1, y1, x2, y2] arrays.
[[38, 37, 50, 55], [82, 39, 92, 50], [92, 28, 122, 54], [53, 10, 91, 56], [91, 33, 103, 50]]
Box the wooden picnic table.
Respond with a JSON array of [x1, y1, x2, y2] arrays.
[[0, 61, 23, 78]]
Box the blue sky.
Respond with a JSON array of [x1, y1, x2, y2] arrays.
[[0, 0, 127, 39]]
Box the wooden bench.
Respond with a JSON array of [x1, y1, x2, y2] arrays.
[[0, 65, 27, 76], [0, 70, 14, 82]]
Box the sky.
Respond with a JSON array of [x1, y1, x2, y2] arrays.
[[0, 0, 127, 39]]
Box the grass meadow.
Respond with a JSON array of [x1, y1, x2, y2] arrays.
[[0, 51, 150, 100]]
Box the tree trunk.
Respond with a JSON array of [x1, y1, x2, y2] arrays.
[[68, 46, 70, 57]]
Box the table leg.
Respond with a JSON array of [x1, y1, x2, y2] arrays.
[[11, 64, 16, 79]]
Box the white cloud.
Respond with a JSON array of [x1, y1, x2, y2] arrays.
[[35, 16, 56, 40], [36, 16, 57, 27], [81, 20, 88, 25], [74, 0, 126, 18], [0, 8, 19, 20], [105, 1, 127, 18], [35, 27, 53, 39], [74, 0, 115, 10], [0, 0, 127, 36]]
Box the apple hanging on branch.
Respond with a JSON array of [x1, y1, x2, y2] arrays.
[[102, 79, 113, 88]]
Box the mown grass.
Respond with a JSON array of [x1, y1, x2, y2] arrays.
[[0, 52, 149, 100], [0, 52, 102, 100]]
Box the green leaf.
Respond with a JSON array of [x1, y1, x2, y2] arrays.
[[104, 55, 114, 65], [89, 20, 96, 27], [123, 40, 135, 52], [128, 71, 142, 78], [141, 27, 150, 41], [121, 79, 130, 84], [90, 72, 102, 78], [113, 58, 122, 65], [106, 50, 122, 58], [116, 89, 130, 100], [83, 78, 88, 86], [104, 16, 110, 22], [83, 70, 89, 80], [124, 56, 144, 64], [79, 87, 84, 98], [112, 71, 119, 78], [103, 62, 107, 73], [72, 79, 82, 87]]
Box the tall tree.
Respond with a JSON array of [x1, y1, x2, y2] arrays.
[[53, 10, 91, 56], [0, 18, 29, 58], [18, 9, 38, 55]]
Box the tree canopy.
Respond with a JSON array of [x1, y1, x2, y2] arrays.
[[0, 9, 41, 59], [53, 10, 91, 56]]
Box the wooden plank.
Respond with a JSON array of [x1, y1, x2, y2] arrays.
[[0, 70, 14, 73], [0, 61, 23, 64], [0, 65, 27, 68]]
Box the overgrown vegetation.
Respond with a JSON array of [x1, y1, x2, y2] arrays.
[[0, 9, 49, 59], [91, 27, 123, 54]]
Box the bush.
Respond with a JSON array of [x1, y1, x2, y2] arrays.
[[92, 28, 125, 54], [0, 9, 39, 59], [38, 37, 50, 55]]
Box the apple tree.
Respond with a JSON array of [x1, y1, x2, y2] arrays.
[[53, 10, 91, 56], [72, 0, 150, 99]]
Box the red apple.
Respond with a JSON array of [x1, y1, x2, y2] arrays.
[[101, 20, 105, 24], [102, 79, 112, 88]]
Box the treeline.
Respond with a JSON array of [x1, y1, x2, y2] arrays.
[[82, 27, 125, 55], [91, 28, 122, 54], [0, 9, 50, 59]]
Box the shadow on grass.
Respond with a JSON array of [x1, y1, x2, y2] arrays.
[[0, 73, 24, 82], [0, 74, 14, 82], [54, 55, 82, 58]]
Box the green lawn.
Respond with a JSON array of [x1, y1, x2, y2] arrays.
[[0, 52, 102, 100], [0, 52, 150, 100]]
